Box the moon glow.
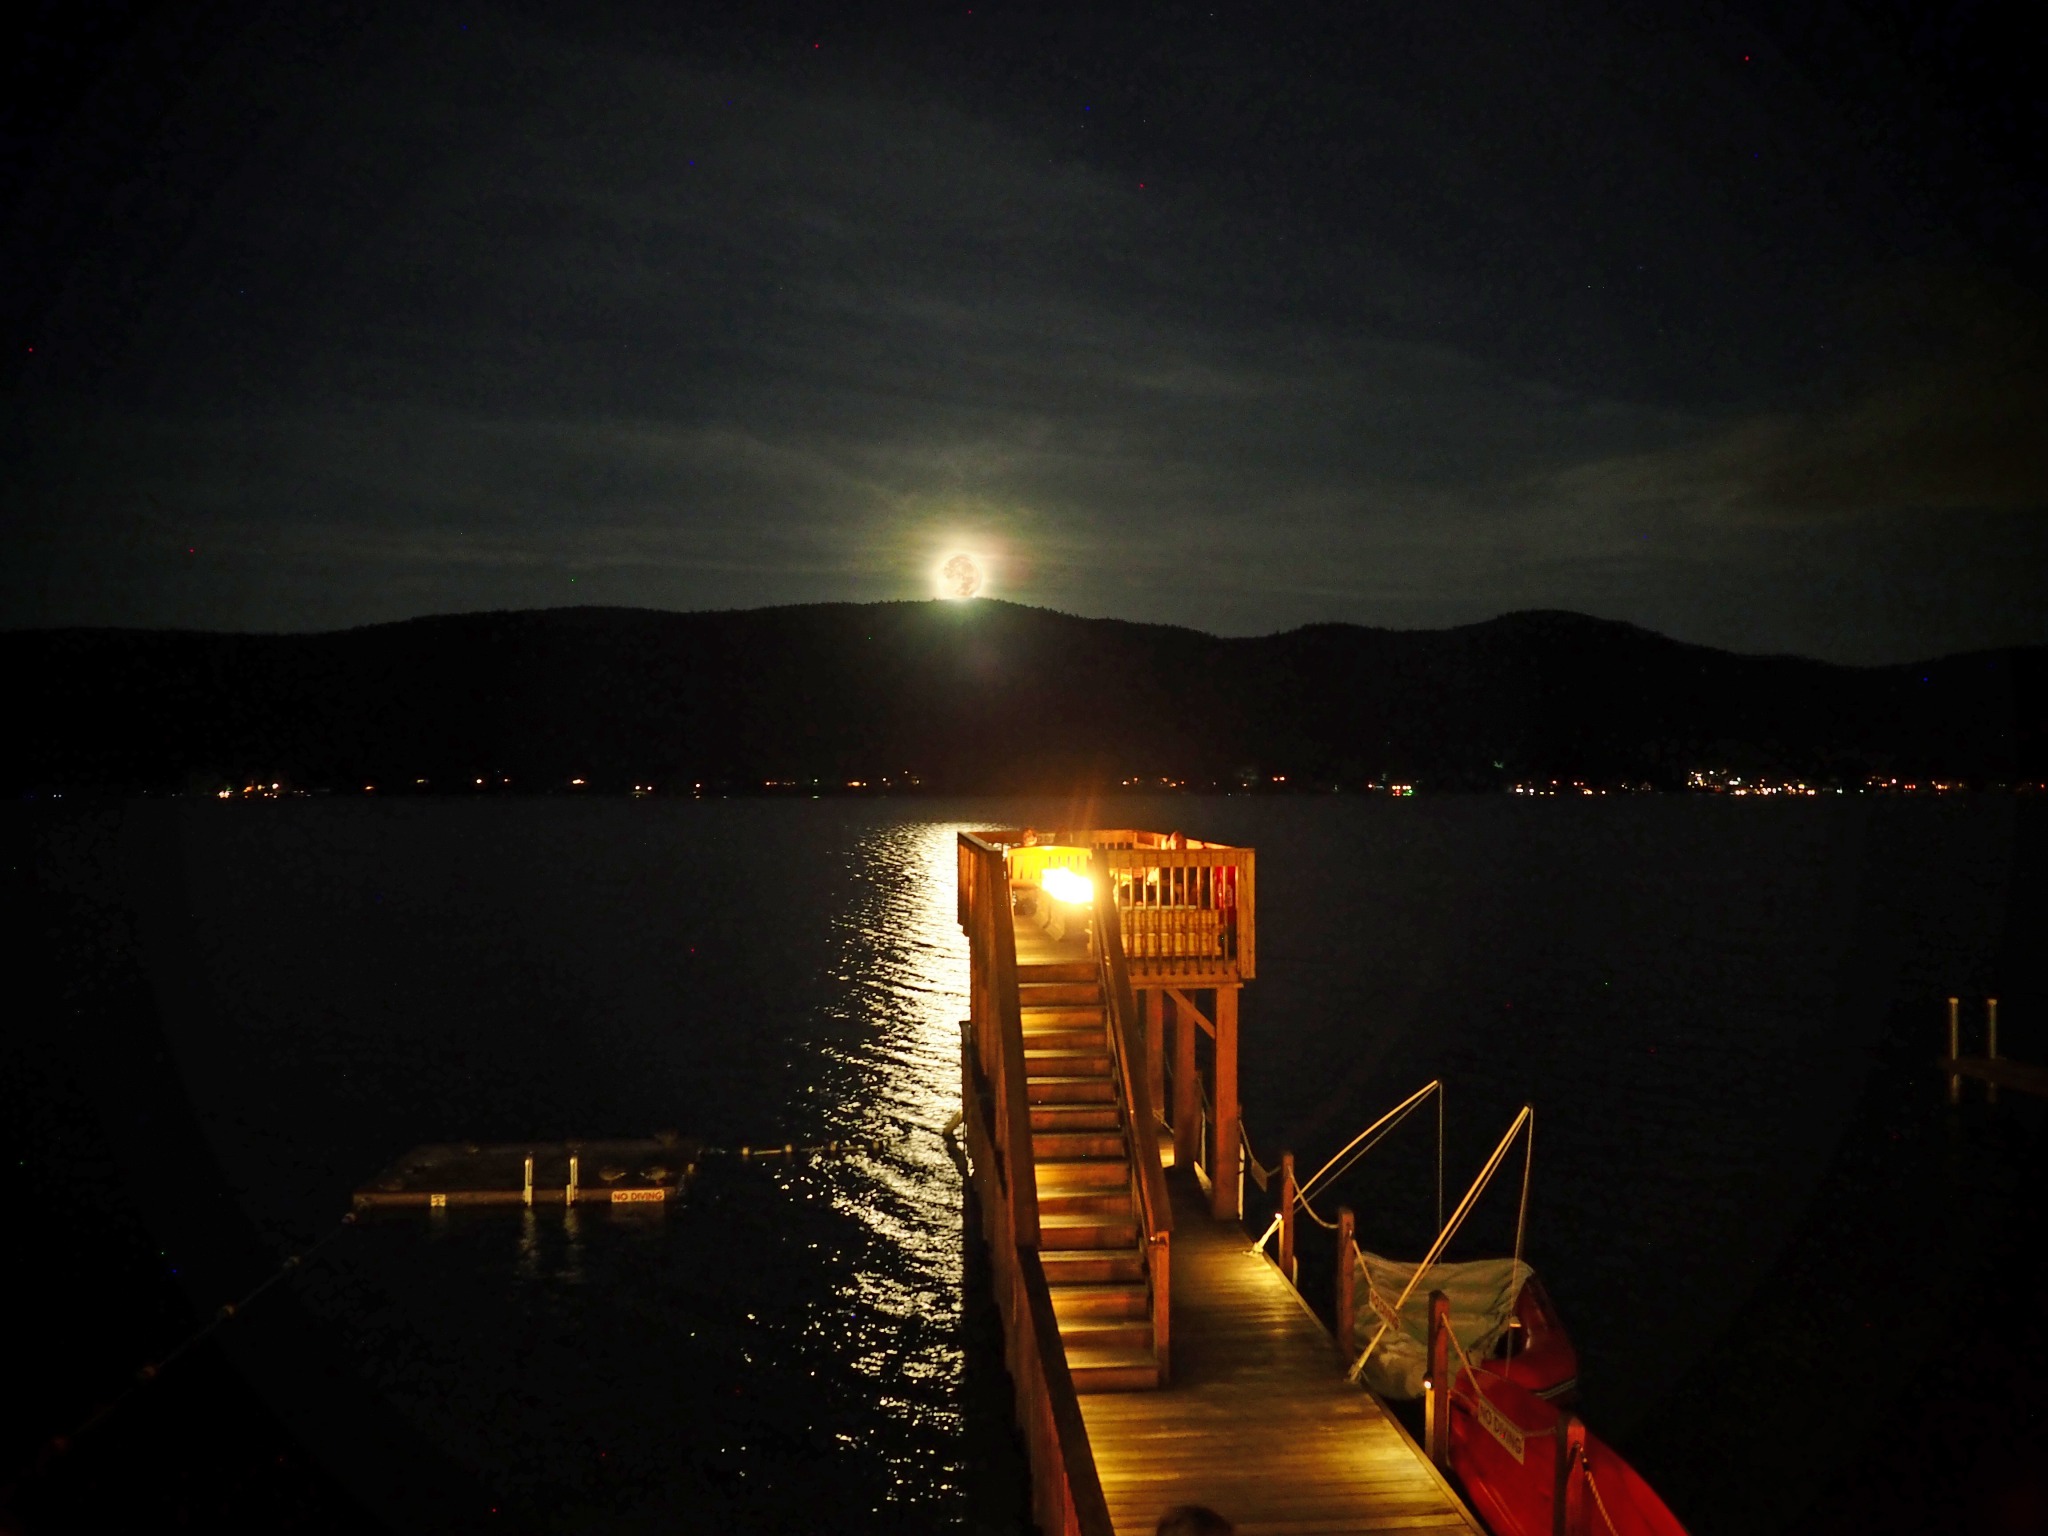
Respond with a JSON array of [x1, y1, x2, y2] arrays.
[[938, 553, 983, 599]]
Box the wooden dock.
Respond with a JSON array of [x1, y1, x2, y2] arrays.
[[1082, 1175, 1481, 1535], [957, 829, 1485, 1536], [352, 1135, 699, 1210]]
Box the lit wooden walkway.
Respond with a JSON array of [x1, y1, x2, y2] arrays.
[[1078, 1175, 1484, 1536], [957, 830, 1483, 1536]]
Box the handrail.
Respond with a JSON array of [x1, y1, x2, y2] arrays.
[[1095, 868, 1172, 1246], [1094, 861, 1173, 1378], [1019, 1250, 1118, 1536], [963, 834, 1039, 1244], [957, 832, 1111, 1536]]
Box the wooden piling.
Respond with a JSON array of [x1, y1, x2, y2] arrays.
[[1425, 1290, 1451, 1470], [1211, 987, 1240, 1220], [1555, 1411, 1587, 1536], [1278, 1151, 1298, 1284], [1172, 991, 1200, 1170], [1947, 997, 1961, 1104], [1987, 997, 2000, 1104], [1143, 990, 1165, 1134], [1335, 1205, 1357, 1361]]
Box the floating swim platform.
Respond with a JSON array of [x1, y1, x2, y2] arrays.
[[352, 1135, 701, 1210]]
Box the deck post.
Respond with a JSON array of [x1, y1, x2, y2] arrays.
[[1278, 1152, 1298, 1283], [1335, 1206, 1357, 1360], [1947, 996, 1961, 1104], [1425, 1291, 1451, 1469], [1987, 997, 2000, 1103], [1144, 989, 1166, 1136], [1211, 986, 1240, 1219], [1173, 991, 1200, 1170], [1555, 1410, 1587, 1536]]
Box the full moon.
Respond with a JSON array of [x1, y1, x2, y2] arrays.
[[938, 553, 983, 599]]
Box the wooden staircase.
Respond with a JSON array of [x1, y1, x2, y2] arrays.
[[1020, 959, 1163, 1391]]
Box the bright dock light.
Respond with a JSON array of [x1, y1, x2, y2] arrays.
[[1040, 867, 1093, 905]]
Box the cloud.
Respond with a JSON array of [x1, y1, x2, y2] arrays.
[[1541, 273, 2048, 531]]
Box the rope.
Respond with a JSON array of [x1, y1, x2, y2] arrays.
[[1239, 1122, 1274, 1192], [1439, 1305, 1491, 1404], [35, 1211, 359, 1470], [1246, 1081, 1445, 1250], [1506, 1107, 1535, 1366], [1295, 1083, 1444, 1229], [1297, 1080, 1441, 1205], [1580, 1456, 1625, 1536], [1436, 1087, 1445, 1234], [1349, 1104, 1534, 1383], [699, 1133, 909, 1159]]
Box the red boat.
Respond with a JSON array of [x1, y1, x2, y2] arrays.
[[1494, 1271, 1578, 1403], [1447, 1366, 1689, 1536]]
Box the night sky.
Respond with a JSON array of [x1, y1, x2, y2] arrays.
[[6, 1, 2044, 662]]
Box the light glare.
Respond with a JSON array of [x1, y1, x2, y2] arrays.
[[1040, 867, 1093, 905]]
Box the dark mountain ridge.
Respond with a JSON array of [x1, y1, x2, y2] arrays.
[[8, 601, 2042, 793]]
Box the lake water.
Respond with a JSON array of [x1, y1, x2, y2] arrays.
[[5, 796, 2043, 1534]]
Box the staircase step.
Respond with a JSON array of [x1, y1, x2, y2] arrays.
[[1024, 1049, 1111, 1077], [1031, 1104, 1121, 1133], [1039, 1211, 1139, 1249], [1018, 962, 1096, 984], [1038, 1187, 1135, 1218], [1033, 1130, 1126, 1159], [1058, 1318, 1154, 1353], [1065, 1346, 1161, 1392], [1040, 1248, 1145, 1284], [1035, 1159, 1129, 1191], [1020, 1005, 1107, 1028], [1027, 1077, 1115, 1106], [1048, 1281, 1151, 1321], [1019, 1026, 1109, 1053], [1018, 982, 1101, 1007]]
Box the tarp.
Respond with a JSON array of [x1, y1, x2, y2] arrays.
[[1353, 1251, 1532, 1400]]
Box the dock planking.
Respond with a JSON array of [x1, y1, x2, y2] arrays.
[[1078, 1174, 1484, 1536]]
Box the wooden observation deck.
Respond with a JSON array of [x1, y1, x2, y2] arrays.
[[957, 830, 1485, 1536]]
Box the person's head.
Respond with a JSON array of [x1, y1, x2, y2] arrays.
[[1155, 1506, 1234, 1536]]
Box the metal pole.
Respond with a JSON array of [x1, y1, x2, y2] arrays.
[[567, 1153, 579, 1207], [1987, 997, 2000, 1104], [523, 1155, 534, 1208]]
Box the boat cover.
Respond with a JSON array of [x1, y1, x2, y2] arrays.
[[1353, 1251, 1533, 1399]]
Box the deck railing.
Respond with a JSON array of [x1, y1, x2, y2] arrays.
[[957, 834, 1115, 1536], [970, 829, 1256, 983], [1101, 847, 1255, 982]]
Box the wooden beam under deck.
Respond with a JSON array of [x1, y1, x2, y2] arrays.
[[1077, 1175, 1484, 1536]]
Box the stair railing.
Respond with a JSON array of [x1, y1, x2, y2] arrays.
[[956, 834, 1114, 1536], [1093, 861, 1174, 1381]]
